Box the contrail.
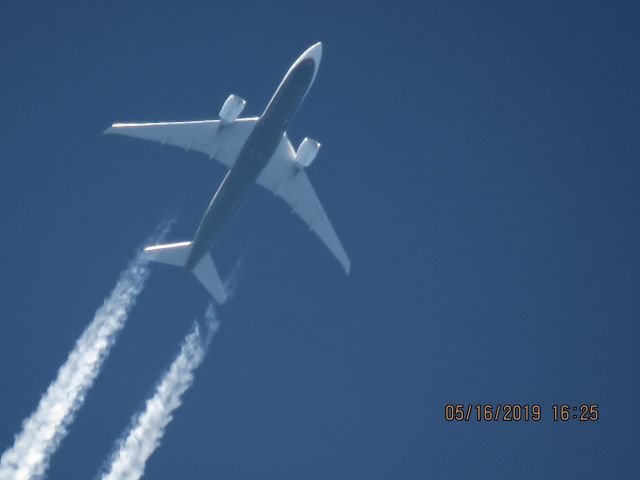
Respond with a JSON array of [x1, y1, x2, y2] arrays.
[[100, 306, 219, 480], [0, 222, 171, 480]]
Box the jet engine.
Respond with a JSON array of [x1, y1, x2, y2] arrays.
[[219, 94, 246, 125], [296, 137, 321, 167]]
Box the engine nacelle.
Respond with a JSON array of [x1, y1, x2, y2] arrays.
[[296, 137, 321, 168], [219, 94, 246, 125]]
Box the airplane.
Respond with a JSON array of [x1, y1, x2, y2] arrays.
[[104, 42, 350, 304]]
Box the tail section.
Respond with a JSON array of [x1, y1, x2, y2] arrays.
[[144, 241, 193, 266], [143, 242, 227, 304], [192, 253, 227, 304]]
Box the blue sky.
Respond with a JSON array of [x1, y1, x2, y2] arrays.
[[1, 1, 638, 478]]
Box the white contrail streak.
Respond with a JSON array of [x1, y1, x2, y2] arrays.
[[0, 223, 170, 480], [101, 306, 219, 480]]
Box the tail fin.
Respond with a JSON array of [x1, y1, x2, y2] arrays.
[[143, 242, 227, 304]]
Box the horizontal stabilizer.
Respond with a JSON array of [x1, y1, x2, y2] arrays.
[[143, 242, 226, 304], [193, 253, 227, 304], [143, 241, 192, 266]]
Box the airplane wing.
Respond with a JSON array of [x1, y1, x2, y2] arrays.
[[257, 134, 351, 273], [104, 117, 259, 168]]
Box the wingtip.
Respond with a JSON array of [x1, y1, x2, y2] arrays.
[[102, 126, 115, 135]]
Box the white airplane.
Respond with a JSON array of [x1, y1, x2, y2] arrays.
[[105, 42, 350, 304]]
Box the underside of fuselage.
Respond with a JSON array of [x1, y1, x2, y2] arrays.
[[184, 56, 317, 271]]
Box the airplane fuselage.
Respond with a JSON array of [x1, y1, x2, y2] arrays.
[[184, 56, 316, 271]]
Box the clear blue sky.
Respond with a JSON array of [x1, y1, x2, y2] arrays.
[[1, 1, 638, 478]]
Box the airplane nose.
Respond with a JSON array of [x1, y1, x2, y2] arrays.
[[303, 42, 323, 66], [290, 42, 323, 88], [310, 42, 322, 58]]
